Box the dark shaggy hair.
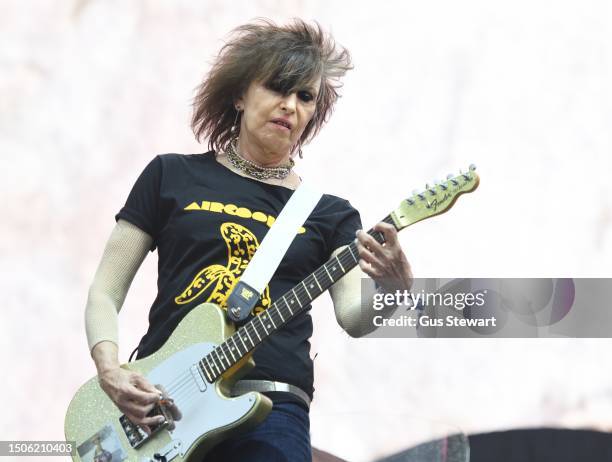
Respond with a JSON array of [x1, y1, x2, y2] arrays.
[[191, 18, 352, 154]]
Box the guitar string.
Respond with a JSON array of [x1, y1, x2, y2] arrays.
[[130, 216, 408, 428], [158, 222, 392, 407], [163, 370, 192, 392], [131, 226, 395, 429], [160, 250, 355, 403], [134, 194, 465, 426], [163, 238, 368, 399], [195, 230, 387, 385], [164, 372, 193, 397]]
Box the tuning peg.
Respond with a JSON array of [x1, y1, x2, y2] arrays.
[[462, 173, 471, 180], [469, 164, 477, 171], [446, 173, 453, 180], [440, 182, 448, 190], [406, 198, 415, 205]]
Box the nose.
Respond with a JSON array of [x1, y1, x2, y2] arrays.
[[280, 93, 297, 113]]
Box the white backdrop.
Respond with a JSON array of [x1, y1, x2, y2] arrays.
[[1, 0, 611, 460]]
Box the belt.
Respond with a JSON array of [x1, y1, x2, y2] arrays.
[[231, 380, 311, 409]]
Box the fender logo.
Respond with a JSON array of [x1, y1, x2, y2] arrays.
[[429, 192, 452, 212]]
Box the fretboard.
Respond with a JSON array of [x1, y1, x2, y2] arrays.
[[197, 215, 393, 383]]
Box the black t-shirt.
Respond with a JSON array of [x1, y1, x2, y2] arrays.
[[116, 152, 361, 401]]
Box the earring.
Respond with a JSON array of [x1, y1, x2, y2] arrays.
[[295, 142, 303, 159], [231, 107, 241, 135]]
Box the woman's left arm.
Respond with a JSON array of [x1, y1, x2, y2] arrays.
[[329, 222, 413, 337]]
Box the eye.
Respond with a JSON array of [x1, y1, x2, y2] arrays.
[[298, 91, 314, 102]]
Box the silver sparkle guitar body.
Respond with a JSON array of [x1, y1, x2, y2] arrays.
[[64, 303, 271, 462]]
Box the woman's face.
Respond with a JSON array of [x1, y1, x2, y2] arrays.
[[236, 78, 321, 159]]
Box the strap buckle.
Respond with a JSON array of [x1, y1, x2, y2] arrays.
[[231, 380, 311, 408]]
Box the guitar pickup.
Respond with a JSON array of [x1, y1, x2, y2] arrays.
[[119, 402, 172, 449], [191, 364, 207, 392]]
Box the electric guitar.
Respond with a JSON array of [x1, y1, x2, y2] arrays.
[[65, 167, 480, 462]]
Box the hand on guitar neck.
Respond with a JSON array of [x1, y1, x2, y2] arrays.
[[92, 341, 182, 434], [355, 222, 414, 294]]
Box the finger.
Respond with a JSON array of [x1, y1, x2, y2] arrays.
[[133, 374, 162, 395], [356, 230, 381, 250], [128, 386, 160, 406], [123, 408, 164, 435], [155, 385, 182, 421], [356, 232, 390, 263], [128, 376, 161, 404], [169, 402, 182, 421], [140, 414, 166, 428], [153, 384, 182, 424], [120, 401, 153, 420], [356, 241, 385, 270], [159, 397, 183, 422], [122, 410, 154, 435], [359, 259, 382, 279], [373, 222, 399, 247]]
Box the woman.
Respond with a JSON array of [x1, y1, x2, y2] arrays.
[[85, 19, 412, 461]]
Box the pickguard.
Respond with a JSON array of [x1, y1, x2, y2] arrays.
[[145, 343, 258, 457]]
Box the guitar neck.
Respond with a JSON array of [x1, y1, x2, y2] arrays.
[[197, 165, 480, 383], [198, 215, 394, 382]]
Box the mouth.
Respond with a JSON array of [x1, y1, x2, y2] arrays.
[[270, 118, 292, 131]]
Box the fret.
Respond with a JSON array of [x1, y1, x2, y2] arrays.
[[200, 361, 213, 382], [291, 289, 301, 309], [218, 346, 231, 367], [265, 311, 277, 329], [213, 349, 228, 369], [323, 265, 334, 283], [252, 323, 262, 342], [307, 279, 317, 294], [230, 336, 242, 356], [226, 339, 237, 362], [257, 315, 269, 335], [277, 299, 286, 322], [301, 281, 311, 299], [211, 347, 224, 369], [335, 255, 345, 273], [204, 357, 217, 378], [244, 329, 255, 348], [238, 332, 249, 351], [208, 355, 221, 375], [313, 273, 323, 291], [348, 245, 358, 263], [372, 231, 384, 244]]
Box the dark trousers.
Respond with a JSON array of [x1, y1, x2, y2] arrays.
[[204, 402, 311, 462]]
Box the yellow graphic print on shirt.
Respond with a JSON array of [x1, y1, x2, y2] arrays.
[[174, 222, 271, 315]]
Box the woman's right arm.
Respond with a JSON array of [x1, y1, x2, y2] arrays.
[[85, 219, 165, 431]]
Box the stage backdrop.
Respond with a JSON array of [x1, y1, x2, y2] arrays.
[[1, 0, 611, 460]]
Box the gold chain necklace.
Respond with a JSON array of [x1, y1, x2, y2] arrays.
[[226, 140, 294, 180]]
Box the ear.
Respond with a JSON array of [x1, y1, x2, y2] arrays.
[[234, 96, 244, 111]]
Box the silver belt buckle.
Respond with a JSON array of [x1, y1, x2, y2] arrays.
[[231, 380, 311, 408]]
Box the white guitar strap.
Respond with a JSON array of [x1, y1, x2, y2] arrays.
[[226, 181, 322, 323]]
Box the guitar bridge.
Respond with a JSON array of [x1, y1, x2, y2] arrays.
[[119, 402, 172, 448]]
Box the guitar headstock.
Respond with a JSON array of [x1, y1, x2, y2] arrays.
[[390, 165, 480, 231]]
